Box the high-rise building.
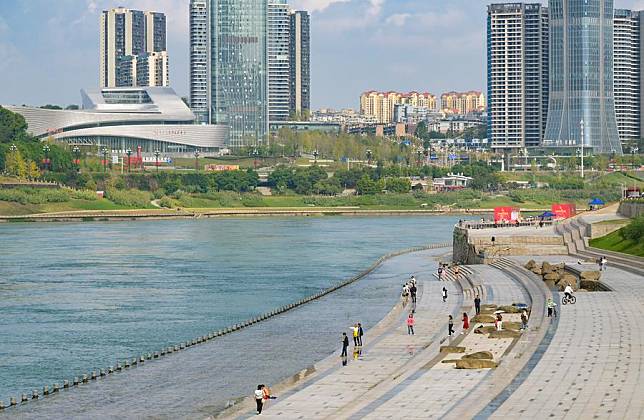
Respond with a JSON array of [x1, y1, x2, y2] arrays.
[[544, 0, 622, 154], [613, 9, 642, 149], [290, 10, 310, 119], [487, 3, 549, 150], [268, 1, 291, 122], [189, 0, 210, 124], [440, 91, 486, 115], [100, 8, 168, 88], [360, 91, 437, 123], [210, 0, 268, 147]]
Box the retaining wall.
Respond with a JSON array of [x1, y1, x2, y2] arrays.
[[618, 201, 644, 218]]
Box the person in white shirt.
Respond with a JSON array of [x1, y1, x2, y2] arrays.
[[564, 285, 574, 300], [255, 385, 265, 414]]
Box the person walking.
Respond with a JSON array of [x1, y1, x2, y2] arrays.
[[474, 295, 481, 315], [358, 323, 364, 346], [462, 312, 469, 333], [352, 324, 360, 346], [341, 332, 349, 357], [448, 315, 455, 336], [407, 313, 415, 335], [442, 286, 448, 303], [438, 265, 443, 281], [255, 385, 265, 415], [401, 284, 409, 305], [546, 298, 557, 318], [495, 313, 503, 331], [410, 283, 417, 303], [453, 264, 460, 279], [521, 310, 528, 330]]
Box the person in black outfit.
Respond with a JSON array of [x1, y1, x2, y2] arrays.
[[448, 315, 455, 336], [341, 333, 349, 357], [358, 323, 364, 346], [474, 294, 481, 315], [410, 284, 417, 303]]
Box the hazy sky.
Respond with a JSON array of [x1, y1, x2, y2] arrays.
[[1, 0, 644, 109]]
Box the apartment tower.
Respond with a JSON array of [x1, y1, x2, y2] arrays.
[[290, 10, 311, 119], [487, 3, 549, 150], [544, 0, 622, 154], [189, 0, 210, 124], [100, 8, 168, 88], [268, 1, 292, 122]]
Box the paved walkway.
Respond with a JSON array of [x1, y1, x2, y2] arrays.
[[490, 256, 644, 419], [246, 265, 533, 419]]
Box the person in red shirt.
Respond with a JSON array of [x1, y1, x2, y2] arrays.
[[462, 312, 469, 332], [406, 313, 415, 335]]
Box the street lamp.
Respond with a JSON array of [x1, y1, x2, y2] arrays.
[[194, 150, 200, 172], [579, 120, 584, 178], [42, 145, 51, 172], [102, 147, 108, 173], [366, 149, 373, 166], [6, 144, 17, 173], [125, 148, 132, 173], [72, 146, 81, 172], [154, 150, 161, 173]]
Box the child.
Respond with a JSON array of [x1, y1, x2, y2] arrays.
[[406, 313, 415, 335]]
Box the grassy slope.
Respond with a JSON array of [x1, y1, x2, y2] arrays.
[[589, 229, 644, 258]]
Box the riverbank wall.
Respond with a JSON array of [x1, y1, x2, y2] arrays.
[[618, 201, 644, 218]]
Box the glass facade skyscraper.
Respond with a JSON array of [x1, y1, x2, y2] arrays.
[[210, 0, 268, 147], [544, 0, 623, 154], [290, 10, 311, 119]]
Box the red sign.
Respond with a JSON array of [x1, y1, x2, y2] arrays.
[[551, 203, 576, 219], [494, 207, 520, 223]]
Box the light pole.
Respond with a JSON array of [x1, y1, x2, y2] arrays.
[[154, 150, 161, 173], [126, 149, 132, 173], [42, 145, 50, 172], [102, 147, 108, 173], [194, 150, 200, 172], [579, 120, 584, 178], [72, 146, 81, 172], [6, 144, 17, 173]]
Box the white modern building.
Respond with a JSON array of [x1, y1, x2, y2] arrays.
[[100, 8, 169, 88], [5, 87, 227, 156]]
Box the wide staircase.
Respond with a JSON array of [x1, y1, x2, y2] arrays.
[[555, 216, 644, 274]]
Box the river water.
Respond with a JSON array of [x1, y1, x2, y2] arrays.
[[0, 216, 460, 417]]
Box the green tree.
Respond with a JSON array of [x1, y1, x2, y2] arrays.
[[356, 175, 384, 195], [384, 177, 412, 193]]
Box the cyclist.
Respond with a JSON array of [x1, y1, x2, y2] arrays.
[[564, 284, 574, 301]]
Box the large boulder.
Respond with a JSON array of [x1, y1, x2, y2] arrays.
[[488, 330, 521, 339], [580, 271, 601, 281], [542, 261, 553, 274], [472, 314, 496, 323], [543, 272, 561, 281], [552, 262, 565, 271], [462, 351, 494, 360], [474, 325, 496, 334], [440, 346, 466, 353], [525, 260, 537, 270], [531, 267, 543, 275], [556, 275, 577, 291], [455, 359, 498, 369], [503, 321, 522, 331]]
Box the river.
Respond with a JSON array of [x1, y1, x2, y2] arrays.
[[0, 215, 461, 417]]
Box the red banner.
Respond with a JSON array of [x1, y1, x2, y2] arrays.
[[494, 207, 520, 223], [551, 203, 576, 219]]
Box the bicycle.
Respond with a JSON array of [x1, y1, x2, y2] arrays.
[[561, 294, 576, 305]]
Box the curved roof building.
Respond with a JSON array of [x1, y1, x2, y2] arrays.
[[543, 0, 623, 154], [5, 87, 228, 155]]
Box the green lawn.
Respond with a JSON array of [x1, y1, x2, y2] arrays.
[[589, 229, 644, 258]]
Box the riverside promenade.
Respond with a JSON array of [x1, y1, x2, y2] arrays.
[[225, 210, 644, 419]]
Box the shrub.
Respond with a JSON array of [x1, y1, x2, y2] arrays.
[[70, 189, 98, 201], [0, 188, 70, 204], [621, 216, 644, 242], [105, 188, 151, 208]]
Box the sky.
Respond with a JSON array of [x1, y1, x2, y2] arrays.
[[1, 0, 644, 110]]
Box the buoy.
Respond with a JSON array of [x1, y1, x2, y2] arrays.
[[21, 394, 28, 403], [43, 385, 49, 395], [91, 371, 97, 379], [161, 349, 166, 356], [10, 397, 17, 406], [63, 379, 70, 388], [73, 377, 80, 385], [108, 367, 114, 374], [32, 390, 39, 399], [0, 400, 5, 409], [180, 343, 185, 349], [147, 353, 152, 360], [153, 352, 159, 358], [140, 356, 145, 362], [174, 345, 179, 352], [100, 369, 106, 376], [53, 383, 60, 392], [124, 360, 130, 368], [82, 374, 89, 383]]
